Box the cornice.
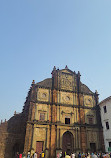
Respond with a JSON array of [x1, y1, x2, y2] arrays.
[[34, 86, 95, 96], [27, 120, 100, 128], [35, 100, 96, 109]]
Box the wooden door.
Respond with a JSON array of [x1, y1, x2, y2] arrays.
[[36, 141, 43, 158], [62, 131, 74, 156]]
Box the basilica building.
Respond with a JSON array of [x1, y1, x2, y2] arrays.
[[0, 66, 104, 158]]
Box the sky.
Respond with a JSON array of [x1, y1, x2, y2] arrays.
[[0, 0, 111, 121]]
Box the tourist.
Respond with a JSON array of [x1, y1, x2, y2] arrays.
[[22, 152, 26, 158], [33, 152, 37, 158], [59, 151, 62, 158], [87, 153, 91, 158], [91, 153, 98, 158], [103, 153, 110, 158], [82, 153, 85, 158], [65, 154, 70, 158], [19, 153, 22, 158], [27, 152, 30, 158], [16, 152, 19, 158], [85, 153, 88, 158], [57, 152, 60, 158], [78, 152, 81, 158], [41, 152, 44, 158], [71, 153, 76, 158]]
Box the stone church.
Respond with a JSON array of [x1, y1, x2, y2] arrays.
[[0, 66, 104, 158]]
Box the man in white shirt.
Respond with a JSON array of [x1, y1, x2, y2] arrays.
[[71, 153, 75, 158]]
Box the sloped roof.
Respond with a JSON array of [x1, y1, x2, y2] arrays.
[[99, 96, 111, 106], [36, 78, 93, 94], [37, 78, 52, 88], [80, 82, 93, 94]]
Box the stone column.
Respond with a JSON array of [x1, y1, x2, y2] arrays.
[[80, 127, 87, 152]]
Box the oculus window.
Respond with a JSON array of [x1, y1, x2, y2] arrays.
[[42, 93, 47, 98]]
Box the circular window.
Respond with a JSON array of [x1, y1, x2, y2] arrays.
[[42, 93, 47, 98], [86, 98, 92, 105], [66, 96, 70, 101]]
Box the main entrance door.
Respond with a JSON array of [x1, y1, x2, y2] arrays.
[[62, 131, 74, 156], [36, 141, 44, 158]]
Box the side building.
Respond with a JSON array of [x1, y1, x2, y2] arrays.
[[99, 96, 111, 152], [0, 66, 104, 158]]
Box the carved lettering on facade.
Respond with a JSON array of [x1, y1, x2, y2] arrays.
[[60, 73, 73, 90]]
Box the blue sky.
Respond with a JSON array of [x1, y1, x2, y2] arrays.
[[0, 0, 111, 121]]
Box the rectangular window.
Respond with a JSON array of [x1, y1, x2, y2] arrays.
[[106, 121, 109, 130], [88, 117, 93, 124], [109, 142, 111, 147], [103, 106, 107, 113], [40, 113, 45, 121], [65, 118, 70, 124]]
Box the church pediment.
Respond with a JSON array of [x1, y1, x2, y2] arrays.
[[59, 65, 75, 75], [57, 67, 76, 91], [60, 69, 74, 75]]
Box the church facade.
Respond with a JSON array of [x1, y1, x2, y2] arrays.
[[0, 66, 104, 158]]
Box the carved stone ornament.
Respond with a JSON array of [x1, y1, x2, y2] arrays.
[[85, 98, 92, 105], [38, 92, 48, 101], [60, 74, 73, 90], [62, 95, 72, 104], [42, 93, 47, 98], [65, 96, 70, 101]]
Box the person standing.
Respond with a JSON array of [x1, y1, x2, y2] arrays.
[[87, 153, 91, 158], [57, 152, 60, 158], [41, 152, 44, 158], [78, 152, 81, 158], [22, 152, 26, 158], [59, 152, 62, 158], [65, 154, 71, 158], [16, 152, 19, 158], [72, 153, 76, 158], [33, 152, 37, 158], [19, 153, 22, 158], [27, 152, 30, 158]]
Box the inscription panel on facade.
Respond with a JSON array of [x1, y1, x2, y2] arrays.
[[57, 70, 77, 91], [59, 73, 73, 91]]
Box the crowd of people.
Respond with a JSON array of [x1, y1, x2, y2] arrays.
[[15, 151, 45, 158], [15, 151, 111, 158], [57, 152, 111, 158]]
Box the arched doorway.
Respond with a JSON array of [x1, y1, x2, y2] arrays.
[[12, 143, 24, 158], [12, 143, 20, 158], [62, 131, 74, 156]]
